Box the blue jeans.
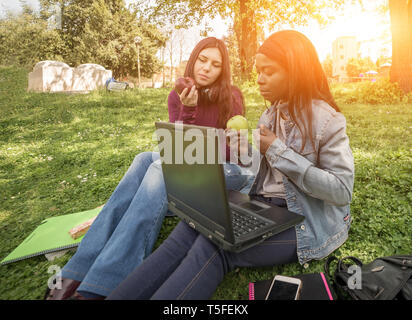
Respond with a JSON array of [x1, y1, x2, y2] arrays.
[[61, 152, 251, 297], [106, 197, 298, 300]]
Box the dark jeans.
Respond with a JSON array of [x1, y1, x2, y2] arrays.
[[107, 197, 298, 300]]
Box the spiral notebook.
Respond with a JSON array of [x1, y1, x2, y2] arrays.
[[0, 206, 103, 266]]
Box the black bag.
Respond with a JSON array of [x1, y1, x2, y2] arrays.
[[324, 254, 412, 300]]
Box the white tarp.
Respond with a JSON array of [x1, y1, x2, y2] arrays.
[[28, 61, 112, 93]]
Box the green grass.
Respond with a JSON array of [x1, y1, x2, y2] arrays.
[[0, 66, 411, 300]]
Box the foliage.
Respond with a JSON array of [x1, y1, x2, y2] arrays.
[[376, 55, 391, 68], [0, 1, 166, 79], [38, 0, 167, 78], [345, 57, 377, 78], [144, 0, 346, 30], [0, 13, 66, 68], [322, 54, 333, 78], [331, 79, 410, 105], [63, 0, 165, 78], [145, 0, 347, 80], [0, 66, 411, 300]]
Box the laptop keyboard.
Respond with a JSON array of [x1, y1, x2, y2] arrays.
[[231, 210, 271, 237]]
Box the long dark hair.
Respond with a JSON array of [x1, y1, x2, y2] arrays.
[[184, 37, 243, 128], [258, 30, 339, 151]]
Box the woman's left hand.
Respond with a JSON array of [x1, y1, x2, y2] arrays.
[[225, 128, 249, 158], [253, 124, 277, 155]]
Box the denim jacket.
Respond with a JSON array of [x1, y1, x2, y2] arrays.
[[247, 100, 354, 265]]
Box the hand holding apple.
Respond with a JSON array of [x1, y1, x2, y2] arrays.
[[225, 128, 250, 164], [175, 77, 198, 107], [174, 77, 196, 94], [225, 116, 250, 163], [226, 115, 248, 131]]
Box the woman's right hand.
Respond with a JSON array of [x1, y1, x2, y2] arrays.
[[179, 85, 198, 107], [225, 128, 249, 163]]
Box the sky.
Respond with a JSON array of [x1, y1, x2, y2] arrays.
[[0, 0, 39, 15], [0, 0, 391, 62]]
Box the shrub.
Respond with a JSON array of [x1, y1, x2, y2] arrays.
[[331, 79, 408, 105], [356, 79, 404, 104]]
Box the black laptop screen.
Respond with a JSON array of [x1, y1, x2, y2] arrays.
[[156, 123, 231, 229], [162, 162, 230, 228]]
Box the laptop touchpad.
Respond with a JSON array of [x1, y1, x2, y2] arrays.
[[238, 201, 269, 212]]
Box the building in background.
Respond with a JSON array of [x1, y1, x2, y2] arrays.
[[378, 62, 391, 78], [332, 36, 359, 82]]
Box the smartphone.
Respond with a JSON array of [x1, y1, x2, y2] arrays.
[[265, 275, 302, 300]]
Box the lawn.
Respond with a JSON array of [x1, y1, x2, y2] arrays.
[[0, 65, 411, 300]]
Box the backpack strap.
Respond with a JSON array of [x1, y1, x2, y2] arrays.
[[337, 256, 363, 272], [324, 256, 364, 300], [324, 256, 338, 279]]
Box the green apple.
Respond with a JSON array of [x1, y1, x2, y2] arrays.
[[226, 115, 248, 131]]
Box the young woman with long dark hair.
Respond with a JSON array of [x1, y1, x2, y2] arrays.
[[45, 37, 248, 300], [106, 30, 354, 300]]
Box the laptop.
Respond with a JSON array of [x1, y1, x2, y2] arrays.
[[154, 121, 304, 253]]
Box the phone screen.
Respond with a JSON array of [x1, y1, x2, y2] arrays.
[[267, 280, 300, 300]]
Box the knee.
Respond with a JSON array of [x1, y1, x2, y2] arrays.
[[223, 163, 249, 191], [131, 152, 155, 169], [194, 236, 233, 275], [134, 151, 153, 163], [218, 249, 234, 275], [149, 160, 162, 172]]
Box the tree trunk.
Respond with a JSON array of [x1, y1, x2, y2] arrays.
[[59, 0, 65, 30], [389, 0, 412, 94], [161, 46, 165, 87], [236, 0, 258, 82], [168, 32, 174, 84]]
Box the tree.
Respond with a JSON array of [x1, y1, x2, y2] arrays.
[[346, 57, 376, 78], [162, 27, 199, 81], [69, 0, 165, 78], [145, 0, 346, 81], [0, 12, 66, 67], [322, 54, 333, 79], [223, 24, 243, 83], [388, 0, 412, 94], [38, 0, 167, 78], [376, 54, 391, 68]]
